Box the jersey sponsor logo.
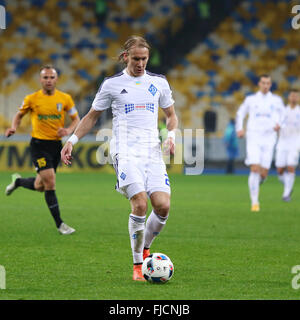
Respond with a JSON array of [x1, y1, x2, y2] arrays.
[[148, 84, 157, 96], [125, 103, 154, 114], [146, 103, 154, 113], [125, 104, 135, 114], [120, 89, 128, 94], [135, 105, 146, 110], [56, 103, 63, 112], [255, 112, 271, 118], [38, 114, 62, 120]]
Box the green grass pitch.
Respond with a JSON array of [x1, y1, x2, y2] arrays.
[[0, 171, 300, 300]]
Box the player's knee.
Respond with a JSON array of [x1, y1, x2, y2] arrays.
[[277, 167, 284, 175], [287, 166, 295, 173], [40, 175, 56, 189], [250, 165, 260, 173], [153, 201, 170, 217], [34, 179, 44, 192], [134, 201, 148, 215], [35, 185, 45, 192], [130, 191, 148, 216], [43, 180, 55, 190], [132, 198, 148, 216]]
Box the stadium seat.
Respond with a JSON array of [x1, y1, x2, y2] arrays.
[[166, 0, 300, 134]]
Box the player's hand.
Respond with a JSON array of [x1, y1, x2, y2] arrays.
[[57, 127, 70, 137], [236, 130, 244, 138], [274, 124, 280, 132], [162, 137, 175, 155], [61, 141, 73, 165], [5, 128, 16, 137]]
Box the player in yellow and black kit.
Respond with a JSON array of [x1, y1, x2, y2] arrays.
[[5, 65, 80, 235]]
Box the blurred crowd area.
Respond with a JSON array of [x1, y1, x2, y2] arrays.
[[0, 0, 300, 139]]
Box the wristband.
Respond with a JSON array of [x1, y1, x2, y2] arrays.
[[67, 134, 79, 145], [167, 130, 176, 141]]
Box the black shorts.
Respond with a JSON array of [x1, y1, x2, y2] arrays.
[[30, 137, 62, 173]]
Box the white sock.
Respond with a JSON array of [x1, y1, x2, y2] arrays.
[[283, 172, 295, 197], [144, 210, 169, 249], [278, 173, 285, 184], [248, 172, 260, 205], [128, 213, 146, 264]]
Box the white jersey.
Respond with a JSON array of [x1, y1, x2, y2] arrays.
[[277, 105, 300, 151], [92, 69, 174, 159], [236, 91, 285, 138]]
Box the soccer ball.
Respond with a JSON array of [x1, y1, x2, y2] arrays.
[[142, 252, 174, 283]]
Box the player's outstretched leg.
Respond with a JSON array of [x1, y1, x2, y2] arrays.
[[129, 213, 146, 281], [278, 172, 285, 184], [39, 169, 75, 235], [58, 222, 76, 235], [144, 210, 168, 257], [248, 170, 260, 212], [5, 173, 21, 195], [144, 192, 170, 256], [5, 173, 36, 195], [44, 190, 75, 235], [128, 192, 147, 281], [282, 171, 295, 202]]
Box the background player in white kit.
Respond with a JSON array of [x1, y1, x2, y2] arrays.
[[276, 89, 300, 202], [236, 75, 285, 212], [61, 36, 178, 281]]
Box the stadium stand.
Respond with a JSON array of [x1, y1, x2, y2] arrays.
[[1, 0, 299, 139], [0, 0, 192, 132], [167, 0, 300, 135]]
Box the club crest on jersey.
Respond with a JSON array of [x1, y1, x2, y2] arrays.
[[120, 172, 126, 180], [56, 103, 63, 112], [148, 84, 157, 96]]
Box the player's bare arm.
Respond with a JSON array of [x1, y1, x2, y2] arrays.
[[5, 111, 24, 137], [162, 105, 178, 155], [61, 108, 103, 165], [57, 114, 80, 137]]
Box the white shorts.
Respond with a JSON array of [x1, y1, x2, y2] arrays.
[[245, 134, 276, 169], [275, 148, 299, 168], [113, 155, 171, 199]]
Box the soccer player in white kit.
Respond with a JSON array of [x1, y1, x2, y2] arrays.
[[236, 75, 285, 212], [61, 36, 178, 281], [275, 89, 300, 202]]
